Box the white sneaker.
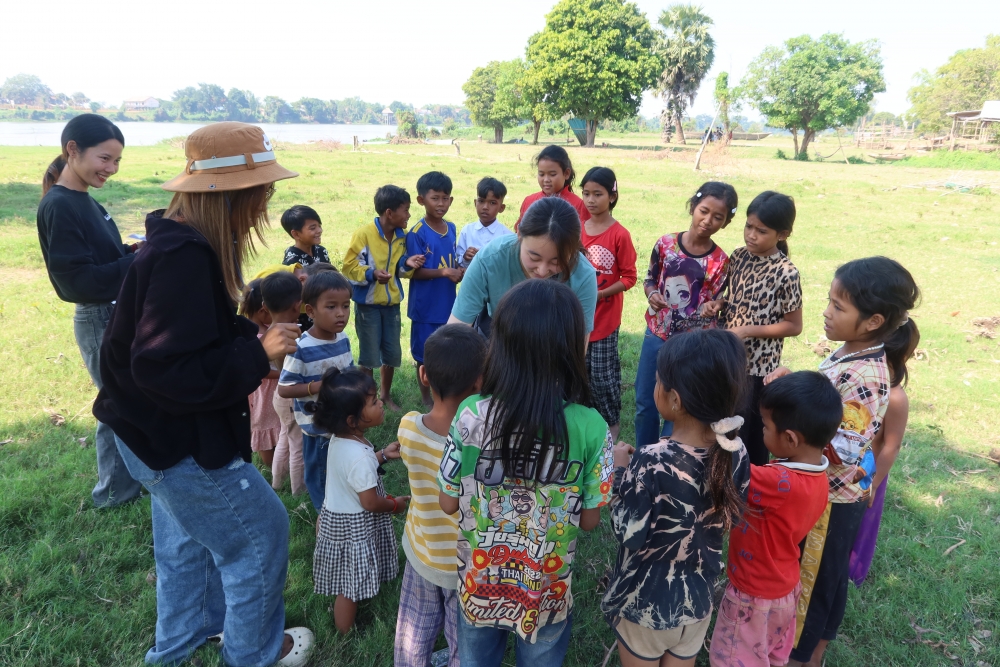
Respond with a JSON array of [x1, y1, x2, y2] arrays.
[[277, 627, 314, 667]]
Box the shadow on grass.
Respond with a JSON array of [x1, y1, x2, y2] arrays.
[[0, 179, 175, 230]]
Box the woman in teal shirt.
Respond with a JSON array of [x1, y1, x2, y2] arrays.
[[449, 197, 598, 338]]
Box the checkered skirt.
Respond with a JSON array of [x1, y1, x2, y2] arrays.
[[586, 327, 622, 427], [313, 481, 399, 600]]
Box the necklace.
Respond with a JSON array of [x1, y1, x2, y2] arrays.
[[343, 433, 371, 448], [818, 343, 884, 370]]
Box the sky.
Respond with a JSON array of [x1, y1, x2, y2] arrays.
[[3, 0, 997, 119]]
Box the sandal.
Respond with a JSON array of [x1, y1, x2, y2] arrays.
[[277, 627, 314, 667], [206, 633, 223, 649]]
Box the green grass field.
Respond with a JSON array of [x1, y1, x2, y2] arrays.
[[2, 135, 999, 667]]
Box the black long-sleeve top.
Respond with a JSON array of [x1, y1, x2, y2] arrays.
[[93, 211, 270, 470], [36, 185, 135, 304]]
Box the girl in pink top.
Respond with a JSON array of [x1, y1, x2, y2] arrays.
[[239, 279, 281, 466]]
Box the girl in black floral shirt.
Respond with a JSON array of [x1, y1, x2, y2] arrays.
[[602, 329, 750, 667]]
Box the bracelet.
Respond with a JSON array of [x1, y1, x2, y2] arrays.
[[377, 449, 385, 464], [387, 495, 397, 513]]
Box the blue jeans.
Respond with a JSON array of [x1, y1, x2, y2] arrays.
[[634, 329, 673, 447], [457, 611, 572, 667], [73, 302, 142, 507], [301, 433, 329, 511], [115, 437, 289, 667]]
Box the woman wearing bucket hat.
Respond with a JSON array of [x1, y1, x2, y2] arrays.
[[36, 113, 143, 508], [94, 122, 313, 667]]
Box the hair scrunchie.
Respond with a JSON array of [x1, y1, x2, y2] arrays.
[[710, 416, 745, 452]]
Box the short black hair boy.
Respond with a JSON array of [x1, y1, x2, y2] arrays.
[[416, 171, 453, 197], [260, 271, 303, 314], [280, 205, 321, 236], [760, 371, 843, 447], [422, 324, 486, 399], [476, 176, 507, 200], [302, 271, 352, 307], [374, 185, 411, 216]]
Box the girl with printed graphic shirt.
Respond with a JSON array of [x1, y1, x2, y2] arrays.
[[515, 145, 590, 230], [602, 329, 750, 667], [721, 191, 803, 466], [438, 279, 613, 667], [580, 167, 637, 441], [635, 182, 737, 447], [766, 257, 919, 667]]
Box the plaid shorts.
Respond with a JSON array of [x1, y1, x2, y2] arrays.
[[586, 327, 622, 427], [394, 561, 460, 667]]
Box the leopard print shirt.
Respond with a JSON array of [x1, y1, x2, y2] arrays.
[[722, 247, 802, 377]]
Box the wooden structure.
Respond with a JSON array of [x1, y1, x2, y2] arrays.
[[123, 97, 159, 111], [381, 108, 394, 125], [947, 101, 1000, 150], [854, 121, 914, 150]]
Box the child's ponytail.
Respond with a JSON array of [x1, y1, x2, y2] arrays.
[[884, 318, 920, 387], [304, 367, 377, 436], [239, 278, 264, 318], [656, 329, 748, 531], [746, 191, 795, 257]]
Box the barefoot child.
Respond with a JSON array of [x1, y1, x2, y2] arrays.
[[342, 185, 426, 411], [515, 145, 589, 230], [722, 192, 803, 465], [281, 205, 330, 267], [395, 325, 487, 667], [635, 182, 737, 446], [602, 329, 750, 667], [580, 166, 637, 441], [709, 372, 842, 667], [305, 367, 409, 634], [438, 279, 612, 667], [405, 171, 462, 407], [259, 271, 307, 495], [456, 177, 512, 337], [767, 257, 919, 667], [239, 279, 281, 467], [278, 271, 356, 511]]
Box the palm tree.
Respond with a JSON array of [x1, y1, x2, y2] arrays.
[[656, 5, 715, 144]]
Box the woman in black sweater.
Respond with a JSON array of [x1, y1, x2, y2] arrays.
[[94, 122, 313, 666], [36, 114, 142, 508]]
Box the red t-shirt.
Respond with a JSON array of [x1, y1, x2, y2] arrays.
[[581, 221, 637, 342], [727, 461, 830, 599], [515, 186, 591, 230]]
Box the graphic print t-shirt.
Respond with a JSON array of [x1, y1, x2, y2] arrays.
[[283, 244, 330, 267], [581, 221, 638, 342], [405, 218, 458, 323], [643, 233, 728, 341], [438, 396, 613, 641]]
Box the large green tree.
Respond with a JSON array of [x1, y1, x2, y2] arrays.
[[907, 35, 1000, 135], [462, 60, 530, 144], [525, 0, 660, 147], [713, 71, 735, 136], [742, 33, 885, 157], [524, 33, 558, 145], [0, 74, 51, 105], [656, 5, 715, 144]]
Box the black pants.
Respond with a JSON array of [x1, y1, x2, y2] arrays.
[[790, 501, 868, 662], [472, 305, 492, 339], [740, 374, 770, 466]]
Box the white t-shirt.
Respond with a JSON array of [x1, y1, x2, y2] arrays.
[[323, 436, 380, 513]]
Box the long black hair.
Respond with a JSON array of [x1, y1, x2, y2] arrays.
[[533, 145, 577, 192], [746, 191, 796, 256], [884, 319, 920, 387], [518, 197, 583, 280], [42, 114, 125, 196], [238, 278, 264, 319], [580, 166, 619, 211], [656, 329, 748, 531], [304, 367, 378, 436], [834, 257, 920, 344], [481, 279, 591, 486], [687, 181, 738, 227]]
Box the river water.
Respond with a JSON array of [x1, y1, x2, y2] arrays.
[[0, 122, 401, 146]]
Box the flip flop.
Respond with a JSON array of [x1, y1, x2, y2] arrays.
[[277, 627, 314, 667]]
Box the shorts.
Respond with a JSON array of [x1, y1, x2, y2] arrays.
[[354, 303, 402, 369], [709, 582, 801, 667], [585, 328, 621, 427], [611, 614, 711, 661], [410, 321, 445, 364]]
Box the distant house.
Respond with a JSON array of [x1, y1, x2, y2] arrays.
[[382, 107, 394, 125], [123, 97, 160, 111], [947, 101, 1000, 147]]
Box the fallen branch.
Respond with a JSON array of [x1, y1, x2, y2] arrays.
[[943, 539, 966, 557], [600, 641, 618, 667]]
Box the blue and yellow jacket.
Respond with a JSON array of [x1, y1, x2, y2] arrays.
[[342, 218, 411, 306]]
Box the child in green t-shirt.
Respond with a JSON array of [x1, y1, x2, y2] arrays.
[[437, 279, 613, 666]]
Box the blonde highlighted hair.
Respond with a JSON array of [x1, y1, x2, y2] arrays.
[[165, 184, 274, 302]]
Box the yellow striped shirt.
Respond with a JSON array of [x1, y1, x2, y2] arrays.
[[399, 412, 459, 589]]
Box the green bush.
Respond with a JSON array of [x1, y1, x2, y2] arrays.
[[794, 151, 810, 161], [775, 149, 788, 160], [847, 155, 867, 164]]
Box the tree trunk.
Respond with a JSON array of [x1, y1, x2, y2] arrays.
[[586, 119, 598, 147], [791, 128, 799, 156], [494, 125, 504, 144], [661, 107, 673, 143], [800, 129, 816, 157], [532, 119, 541, 145], [674, 114, 686, 145]]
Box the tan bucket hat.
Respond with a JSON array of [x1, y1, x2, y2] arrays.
[[162, 122, 297, 192]]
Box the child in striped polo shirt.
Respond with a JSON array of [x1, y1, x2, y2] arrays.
[[395, 324, 487, 667]]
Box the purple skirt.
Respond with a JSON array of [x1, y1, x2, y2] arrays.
[[849, 475, 888, 586]]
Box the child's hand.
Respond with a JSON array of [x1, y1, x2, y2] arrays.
[[700, 300, 724, 318], [647, 291, 668, 313], [260, 323, 300, 361], [373, 269, 391, 284], [443, 268, 463, 283], [392, 495, 411, 514], [405, 254, 426, 270], [763, 366, 792, 385], [613, 441, 635, 468], [464, 247, 478, 262], [381, 441, 401, 460], [728, 326, 750, 340]]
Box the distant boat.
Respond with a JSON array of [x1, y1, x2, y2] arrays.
[[732, 132, 771, 141]]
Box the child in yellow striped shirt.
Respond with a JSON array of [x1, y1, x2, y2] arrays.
[[395, 324, 486, 667]]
